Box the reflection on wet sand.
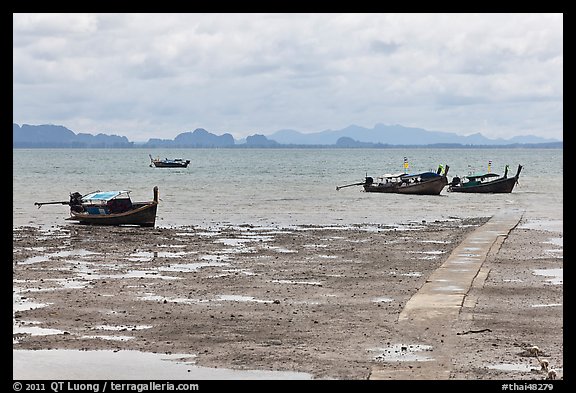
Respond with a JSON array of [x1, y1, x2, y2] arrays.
[[13, 349, 313, 380]]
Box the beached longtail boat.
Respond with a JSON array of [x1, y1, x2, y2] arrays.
[[337, 164, 449, 196], [448, 164, 522, 193], [34, 186, 159, 227]]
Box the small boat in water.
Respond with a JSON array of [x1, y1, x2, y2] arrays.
[[34, 186, 159, 227], [337, 164, 449, 195], [149, 154, 190, 168], [448, 164, 522, 193]]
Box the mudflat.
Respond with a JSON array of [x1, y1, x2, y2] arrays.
[[12, 215, 563, 380]]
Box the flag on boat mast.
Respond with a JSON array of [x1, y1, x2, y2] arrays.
[[403, 157, 409, 173], [488, 160, 492, 173]]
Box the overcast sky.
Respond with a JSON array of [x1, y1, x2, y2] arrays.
[[13, 13, 563, 142]]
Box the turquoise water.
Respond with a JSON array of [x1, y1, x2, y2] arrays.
[[13, 148, 563, 229]]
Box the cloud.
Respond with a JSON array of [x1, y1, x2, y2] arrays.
[[13, 13, 563, 141]]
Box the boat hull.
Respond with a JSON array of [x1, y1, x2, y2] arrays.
[[448, 177, 518, 193], [149, 155, 190, 168], [151, 162, 189, 168], [448, 165, 522, 194], [364, 177, 448, 195], [66, 202, 158, 227]]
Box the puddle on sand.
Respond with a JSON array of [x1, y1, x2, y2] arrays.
[[216, 294, 273, 303], [93, 324, 153, 331], [80, 335, 135, 341], [127, 250, 191, 262], [13, 292, 50, 313], [272, 279, 322, 286], [545, 237, 563, 247], [13, 322, 65, 343], [532, 268, 563, 285], [137, 294, 208, 305], [13, 292, 63, 342], [544, 249, 563, 258], [370, 343, 434, 362], [407, 250, 445, 256], [158, 261, 230, 272], [518, 219, 563, 233], [19, 249, 98, 265], [388, 271, 422, 277], [372, 297, 394, 303], [400, 272, 422, 277], [485, 363, 564, 379], [486, 363, 538, 372], [214, 238, 258, 247], [13, 349, 313, 380]]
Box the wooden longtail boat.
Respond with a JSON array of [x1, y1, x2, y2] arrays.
[[149, 154, 190, 168], [337, 165, 449, 195], [34, 186, 159, 227], [448, 164, 522, 193]]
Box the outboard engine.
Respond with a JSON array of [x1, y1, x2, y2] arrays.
[[365, 176, 374, 185], [69, 192, 84, 212], [451, 177, 461, 186]]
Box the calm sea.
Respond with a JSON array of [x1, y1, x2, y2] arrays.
[[12, 148, 563, 230]]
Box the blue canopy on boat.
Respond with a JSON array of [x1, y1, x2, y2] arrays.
[[402, 172, 440, 180], [380, 171, 441, 180], [418, 172, 441, 180], [82, 191, 130, 202]]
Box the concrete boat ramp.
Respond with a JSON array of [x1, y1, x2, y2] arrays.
[[369, 208, 524, 380]]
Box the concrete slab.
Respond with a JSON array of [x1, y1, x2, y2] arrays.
[[369, 208, 524, 380]]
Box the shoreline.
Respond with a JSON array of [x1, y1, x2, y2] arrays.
[[13, 213, 563, 380]]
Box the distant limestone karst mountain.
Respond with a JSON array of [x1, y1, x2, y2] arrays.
[[145, 128, 235, 147], [267, 123, 561, 146], [12, 122, 562, 148], [13, 123, 133, 148]]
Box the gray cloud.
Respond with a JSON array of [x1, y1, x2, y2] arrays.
[[371, 40, 401, 55], [13, 13, 563, 141]]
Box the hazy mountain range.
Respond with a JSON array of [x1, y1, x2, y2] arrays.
[[13, 123, 562, 148]]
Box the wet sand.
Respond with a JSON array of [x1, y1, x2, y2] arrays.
[[13, 214, 563, 380]]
